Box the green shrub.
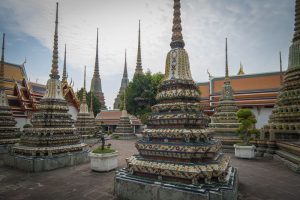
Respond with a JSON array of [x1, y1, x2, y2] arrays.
[[92, 147, 115, 154], [236, 109, 259, 145]]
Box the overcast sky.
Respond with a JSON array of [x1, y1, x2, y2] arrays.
[[0, 0, 295, 109]]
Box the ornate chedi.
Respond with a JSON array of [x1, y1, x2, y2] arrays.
[[75, 66, 97, 137], [113, 50, 129, 109], [262, 0, 300, 172], [134, 20, 143, 76], [115, 1, 238, 199], [0, 33, 19, 153], [112, 95, 135, 139], [209, 38, 241, 150], [5, 3, 88, 172], [90, 28, 107, 110]]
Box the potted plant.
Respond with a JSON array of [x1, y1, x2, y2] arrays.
[[89, 133, 118, 172], [234, 109, 259, 158]]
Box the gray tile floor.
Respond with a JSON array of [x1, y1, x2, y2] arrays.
[[0, 139, 299, 200]]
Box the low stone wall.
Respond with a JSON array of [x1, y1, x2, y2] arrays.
[[4, 150, 90, 172]]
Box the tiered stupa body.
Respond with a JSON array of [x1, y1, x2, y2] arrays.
[[112, 97, 135, 139], [90, 29, 107, 110], [209, 39, 241, 150], [134, 20, 143, 76], [0, 33, 19, 153], [115, 1, 238, 199], [75, 66, 97, 137], [5, 3, 88, 172], [113, 50, 129, 109], [262, 0, 300, 172]]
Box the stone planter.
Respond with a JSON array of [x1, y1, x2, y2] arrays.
[[89, 151, 118, 172], [234, 144, 256, 159]]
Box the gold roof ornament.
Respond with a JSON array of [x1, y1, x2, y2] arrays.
[[237, 62, 245, 75]]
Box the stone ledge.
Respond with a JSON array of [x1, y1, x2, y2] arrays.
[[114, 167, 238, 200]]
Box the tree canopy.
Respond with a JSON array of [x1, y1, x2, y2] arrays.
[[120, 71, 164, 124], [236, 109, 259, 145]]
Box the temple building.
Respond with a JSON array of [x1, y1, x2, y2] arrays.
[[75, 66, 97, 137], [260, 0, 300, 173], [112, 96, 135, 139], [95, 110, 142, 133], [0, 33, 20, 153], [209, 38, 241, 150], [1, 42, 79, 130], [115, 1, 238, 199], [134, 20, 143, 76], [198, 70, 283, 129], [90, 28, 107, 110], [5, 3, 88, 172], [113, 50, 129, 109]]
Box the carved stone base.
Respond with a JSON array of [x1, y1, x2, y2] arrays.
[[274, 150, 300, 173], [4, 150, 90, 172], [114, 167, 238, 200]]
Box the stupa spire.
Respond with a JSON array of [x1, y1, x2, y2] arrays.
[[62, 44, 67, 82], [50, 2, 59, 79], [135, 20, 143, 75], [293, 0, 300, 43], [93, 28, 100, 78], [123, 49, 128, 78], [90, 92, 94, 117], [170, 0, 185, 49], [225, 38, 229, 79], [82, 66, 87, 104], [1, 33, 5, 80], [279, 51, 283, 84]]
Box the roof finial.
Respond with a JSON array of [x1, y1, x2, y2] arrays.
[[124, 49, 128, 78], [170, 0, 185, 49], [62, 43, 67, 82], [225, 38, 229, 79], [93, 28, 100, 78], [135, 20, 143, 75], [82, 66, 86, 103], [50, 2, 60, 80], [0, 33, 5, 80], [279, 51, 283, 84], [293, 0, 300, 43]]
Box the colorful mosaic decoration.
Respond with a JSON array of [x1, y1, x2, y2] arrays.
[[0, 33, 20, 146], [122, 0, 235, 185], [209, 38, 241, 148]]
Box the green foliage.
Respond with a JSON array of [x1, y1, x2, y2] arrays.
[[76, 89, 101, 116], [23, 124, 32, 128], [112, 135, 120, 139], [92, 147, 115, 154], [236, 109, 259, 145], [120, 71, 164, 124]]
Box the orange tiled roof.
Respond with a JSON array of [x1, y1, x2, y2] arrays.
[[96, 110, 142, 126]]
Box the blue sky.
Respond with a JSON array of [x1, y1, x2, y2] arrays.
[[0, 0, 295, 108]]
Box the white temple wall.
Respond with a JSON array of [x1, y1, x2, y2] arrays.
[[68, 105, 78, 120], [250, 107, 273, 129]]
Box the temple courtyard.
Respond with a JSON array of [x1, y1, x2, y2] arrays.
[[0, 139, 299, 200]]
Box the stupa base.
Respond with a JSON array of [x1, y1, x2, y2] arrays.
[[274, 150, 300, 173], [115, 167, 238, 200], [4, 150, 90, 172], [112, 133, 136, 140]]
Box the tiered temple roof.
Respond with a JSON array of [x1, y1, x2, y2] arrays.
[[0, 33, 20, 146], [116, 1, 237, 193], [113, 50, 129, 109], [90, 28, 107, 110], [75, 66, 97, 137], [209, 38, 241, 148], [8, 3, 86, 164]]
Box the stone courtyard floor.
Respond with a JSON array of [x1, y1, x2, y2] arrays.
[[0, 139, 300, 200]]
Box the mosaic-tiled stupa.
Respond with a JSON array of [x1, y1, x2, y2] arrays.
[[261, 0, 300, 172], [134, 20, 143, 76], [115, 1, 238, 199], [113, 50, 129, 109], [75, 66, 97, 137], [0, 33, 19, 153], [112, 96, 135, 139], [209, 38, 241, 150], [90, 28, 107, 110], [5, 3, 88, 172]]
